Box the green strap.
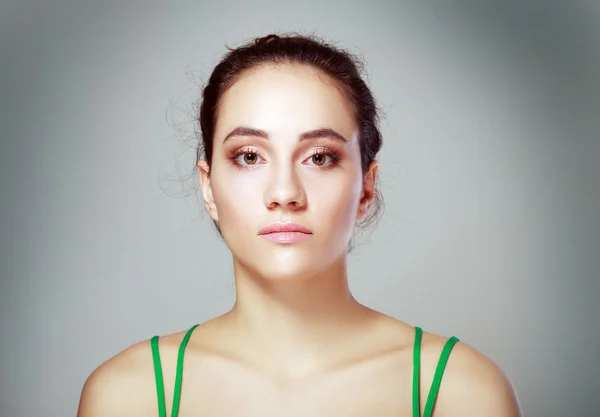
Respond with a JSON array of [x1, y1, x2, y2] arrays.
[[151, 336, 167, 417], [412, 327, 423, 417], [150, 325, 200, 417], [423, 335, 459, 417], [171, 324, 200, 417], [412, 327, 460, 417]]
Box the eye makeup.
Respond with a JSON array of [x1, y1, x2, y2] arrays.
[[226, 145, 343, 171]]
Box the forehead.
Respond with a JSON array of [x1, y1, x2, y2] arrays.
[[215, 64, 357, 141]]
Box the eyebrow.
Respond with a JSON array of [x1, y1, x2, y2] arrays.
[[222, 126, 349, 144]]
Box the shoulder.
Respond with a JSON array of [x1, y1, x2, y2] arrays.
[[76, 329, 191, 417], [419, 330, 522, 417]]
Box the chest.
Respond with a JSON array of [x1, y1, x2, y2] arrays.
[[173, 358, 417, 417]]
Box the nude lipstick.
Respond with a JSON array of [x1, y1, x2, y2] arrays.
[[258, 222, 312, 243]]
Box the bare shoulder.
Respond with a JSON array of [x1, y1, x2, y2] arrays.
[[419, 329, 522, 417], [76, 329, 191, 417]]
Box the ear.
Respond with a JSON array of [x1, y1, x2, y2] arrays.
[[357, 160, 379, 220], [197, 160, 219, 222]]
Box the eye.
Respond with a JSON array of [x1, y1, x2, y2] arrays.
[[309, 153, 328, 166], [304, 148, 340, 168], [233, 150, 264, 167], [240, 152, 259, 165]]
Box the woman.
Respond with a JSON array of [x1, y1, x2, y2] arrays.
[[77, 33, 522, 417]]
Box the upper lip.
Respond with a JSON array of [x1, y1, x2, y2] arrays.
[[258, 222, 312, 235]]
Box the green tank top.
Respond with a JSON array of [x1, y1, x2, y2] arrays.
[[150, 325, 459, 417]]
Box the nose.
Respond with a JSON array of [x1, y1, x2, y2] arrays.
[[263, 162, 307, 211]]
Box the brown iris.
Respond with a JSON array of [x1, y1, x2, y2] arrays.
[[312, 154, 325, 165], [243, 153, 258, 165]]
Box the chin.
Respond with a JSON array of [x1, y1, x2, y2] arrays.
[[230, 234, 348, 281], [237, 246, 326, 282], [258, 257, 322, 282]]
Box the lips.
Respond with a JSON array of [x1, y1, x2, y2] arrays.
[[258, 222, 312, 235], [258, 223, 313, 243]]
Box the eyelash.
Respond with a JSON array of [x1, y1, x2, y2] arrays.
[[228, 146, 341, 171]]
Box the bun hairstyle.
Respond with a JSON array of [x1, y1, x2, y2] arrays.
[[253, 34, 282, 46], [197, 32, 384, 251]]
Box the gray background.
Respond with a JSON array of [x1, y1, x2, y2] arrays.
[[1, 1, 599, 416]]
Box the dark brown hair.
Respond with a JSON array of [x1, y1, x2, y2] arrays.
[[196, 32, 384, 252]]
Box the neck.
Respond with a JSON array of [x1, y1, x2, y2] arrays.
[[221, 254, 377, 378]]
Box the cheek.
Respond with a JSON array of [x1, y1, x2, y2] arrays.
[[307, 171, 362, 226], [209, 167, 260, 226]]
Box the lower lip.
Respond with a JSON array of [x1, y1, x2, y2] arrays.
[[260, 232, 312, 243]]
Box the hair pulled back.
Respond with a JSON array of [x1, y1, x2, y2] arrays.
[[196, 32, 384, 250]]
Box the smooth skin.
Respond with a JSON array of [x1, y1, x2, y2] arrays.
[[77, 64, 522, 417]]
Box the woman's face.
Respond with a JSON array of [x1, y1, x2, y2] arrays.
[[199, 64, 377, 280]]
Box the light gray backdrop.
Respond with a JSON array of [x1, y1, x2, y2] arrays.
[[1, 1, 598, 416]]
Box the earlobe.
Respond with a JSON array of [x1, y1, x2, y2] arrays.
[[357, 201, 370, 220], [197, 160, 219, 222], [356, 160, 379, 220]]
